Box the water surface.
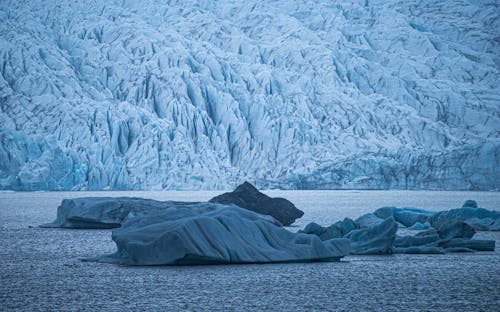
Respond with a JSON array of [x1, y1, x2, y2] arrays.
[[1, 191, 499, 311]]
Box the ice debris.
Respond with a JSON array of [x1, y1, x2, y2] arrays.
[[302, 200, 497, 254], [209, 182, 304, 226], [87, 203, 350, 265]]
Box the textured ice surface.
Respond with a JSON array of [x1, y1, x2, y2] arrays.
[[1, 190, 500, 311], [1, 0, 499, 191], [209, 181, 304, 226], [303, 200, 498, 254], [372, 204, 500, 231], [41, 197, 198, 228], [42, 182, 303, 228], [345, 218, 398, 255], [89, 203, 349, 265]]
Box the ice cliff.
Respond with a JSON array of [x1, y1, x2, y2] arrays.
[[1, 0, 499, 190]]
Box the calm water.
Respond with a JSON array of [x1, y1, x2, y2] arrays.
[[1, 190, 499, 311]]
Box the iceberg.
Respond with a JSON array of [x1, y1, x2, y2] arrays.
[[303, 200, 497, 255], [372, 201, 500, 231], [87, 203, 350, 265], [209, 182, 304, 226], [373, 207, 435, 228], [41, 197, 198, 229], [429, 207, 500, 231], [42, 182, 302, 229], [345, 218, 398, 255], [394, 219, 495, 253], [302, 217, 397, 255]]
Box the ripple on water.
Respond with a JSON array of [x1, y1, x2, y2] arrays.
[[1, 191, 499, 311]]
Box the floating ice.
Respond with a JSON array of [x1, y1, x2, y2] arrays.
[[41, 197, 198, 229], [87, 203, 350, 265], [302, 217, 397, 254], [345, 218, 398, 255], [303, 200, 497, 254], [372, 201, 500, 231]]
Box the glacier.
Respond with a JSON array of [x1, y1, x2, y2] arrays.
[[86, 203, 351, 265], [0, 0, 499, 190]]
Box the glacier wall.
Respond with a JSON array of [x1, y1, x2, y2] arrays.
[[0, 0, 499, 191]]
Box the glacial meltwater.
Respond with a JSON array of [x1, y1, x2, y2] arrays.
[[1, 190, 499, 311]]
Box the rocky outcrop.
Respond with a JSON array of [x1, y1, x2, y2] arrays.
[[209, 182, 304, 226]]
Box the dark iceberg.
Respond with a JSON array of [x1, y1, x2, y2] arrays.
[[209, 182, 304, 226]]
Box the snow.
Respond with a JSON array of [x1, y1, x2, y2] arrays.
[[1, 0, 499, 191], [87, 203, 350, 265]]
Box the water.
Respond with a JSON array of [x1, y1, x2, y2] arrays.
[[1, 190, 499, 311]]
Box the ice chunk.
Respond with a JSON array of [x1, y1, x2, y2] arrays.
[[355, 213, 385, 228], [394, 220, 495, 254], [345, 218, 398, 255], [374, 207, 434, 228], [429, 206, 500, 231], [40, 197, 198, 229], [441, 239, 495, 252], [394, 230, 441, 248], [300, 218, 359, 240], [394, 246, 444, 254], [408, 221, 432, 230], [209, 182, 304, 226], [87, 203, 350, 265], [435, 220, 475, 241]]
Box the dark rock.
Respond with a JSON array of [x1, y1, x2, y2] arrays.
[[462, 200, 478, 208], [209, 182, 304, 226]]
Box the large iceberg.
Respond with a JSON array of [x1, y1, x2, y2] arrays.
[[1, 0, 499, 191], [209, 181, 304, 226], [88, 203, 350, 265]]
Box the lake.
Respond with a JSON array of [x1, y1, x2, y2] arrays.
[[1, 190, 499, 311]]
